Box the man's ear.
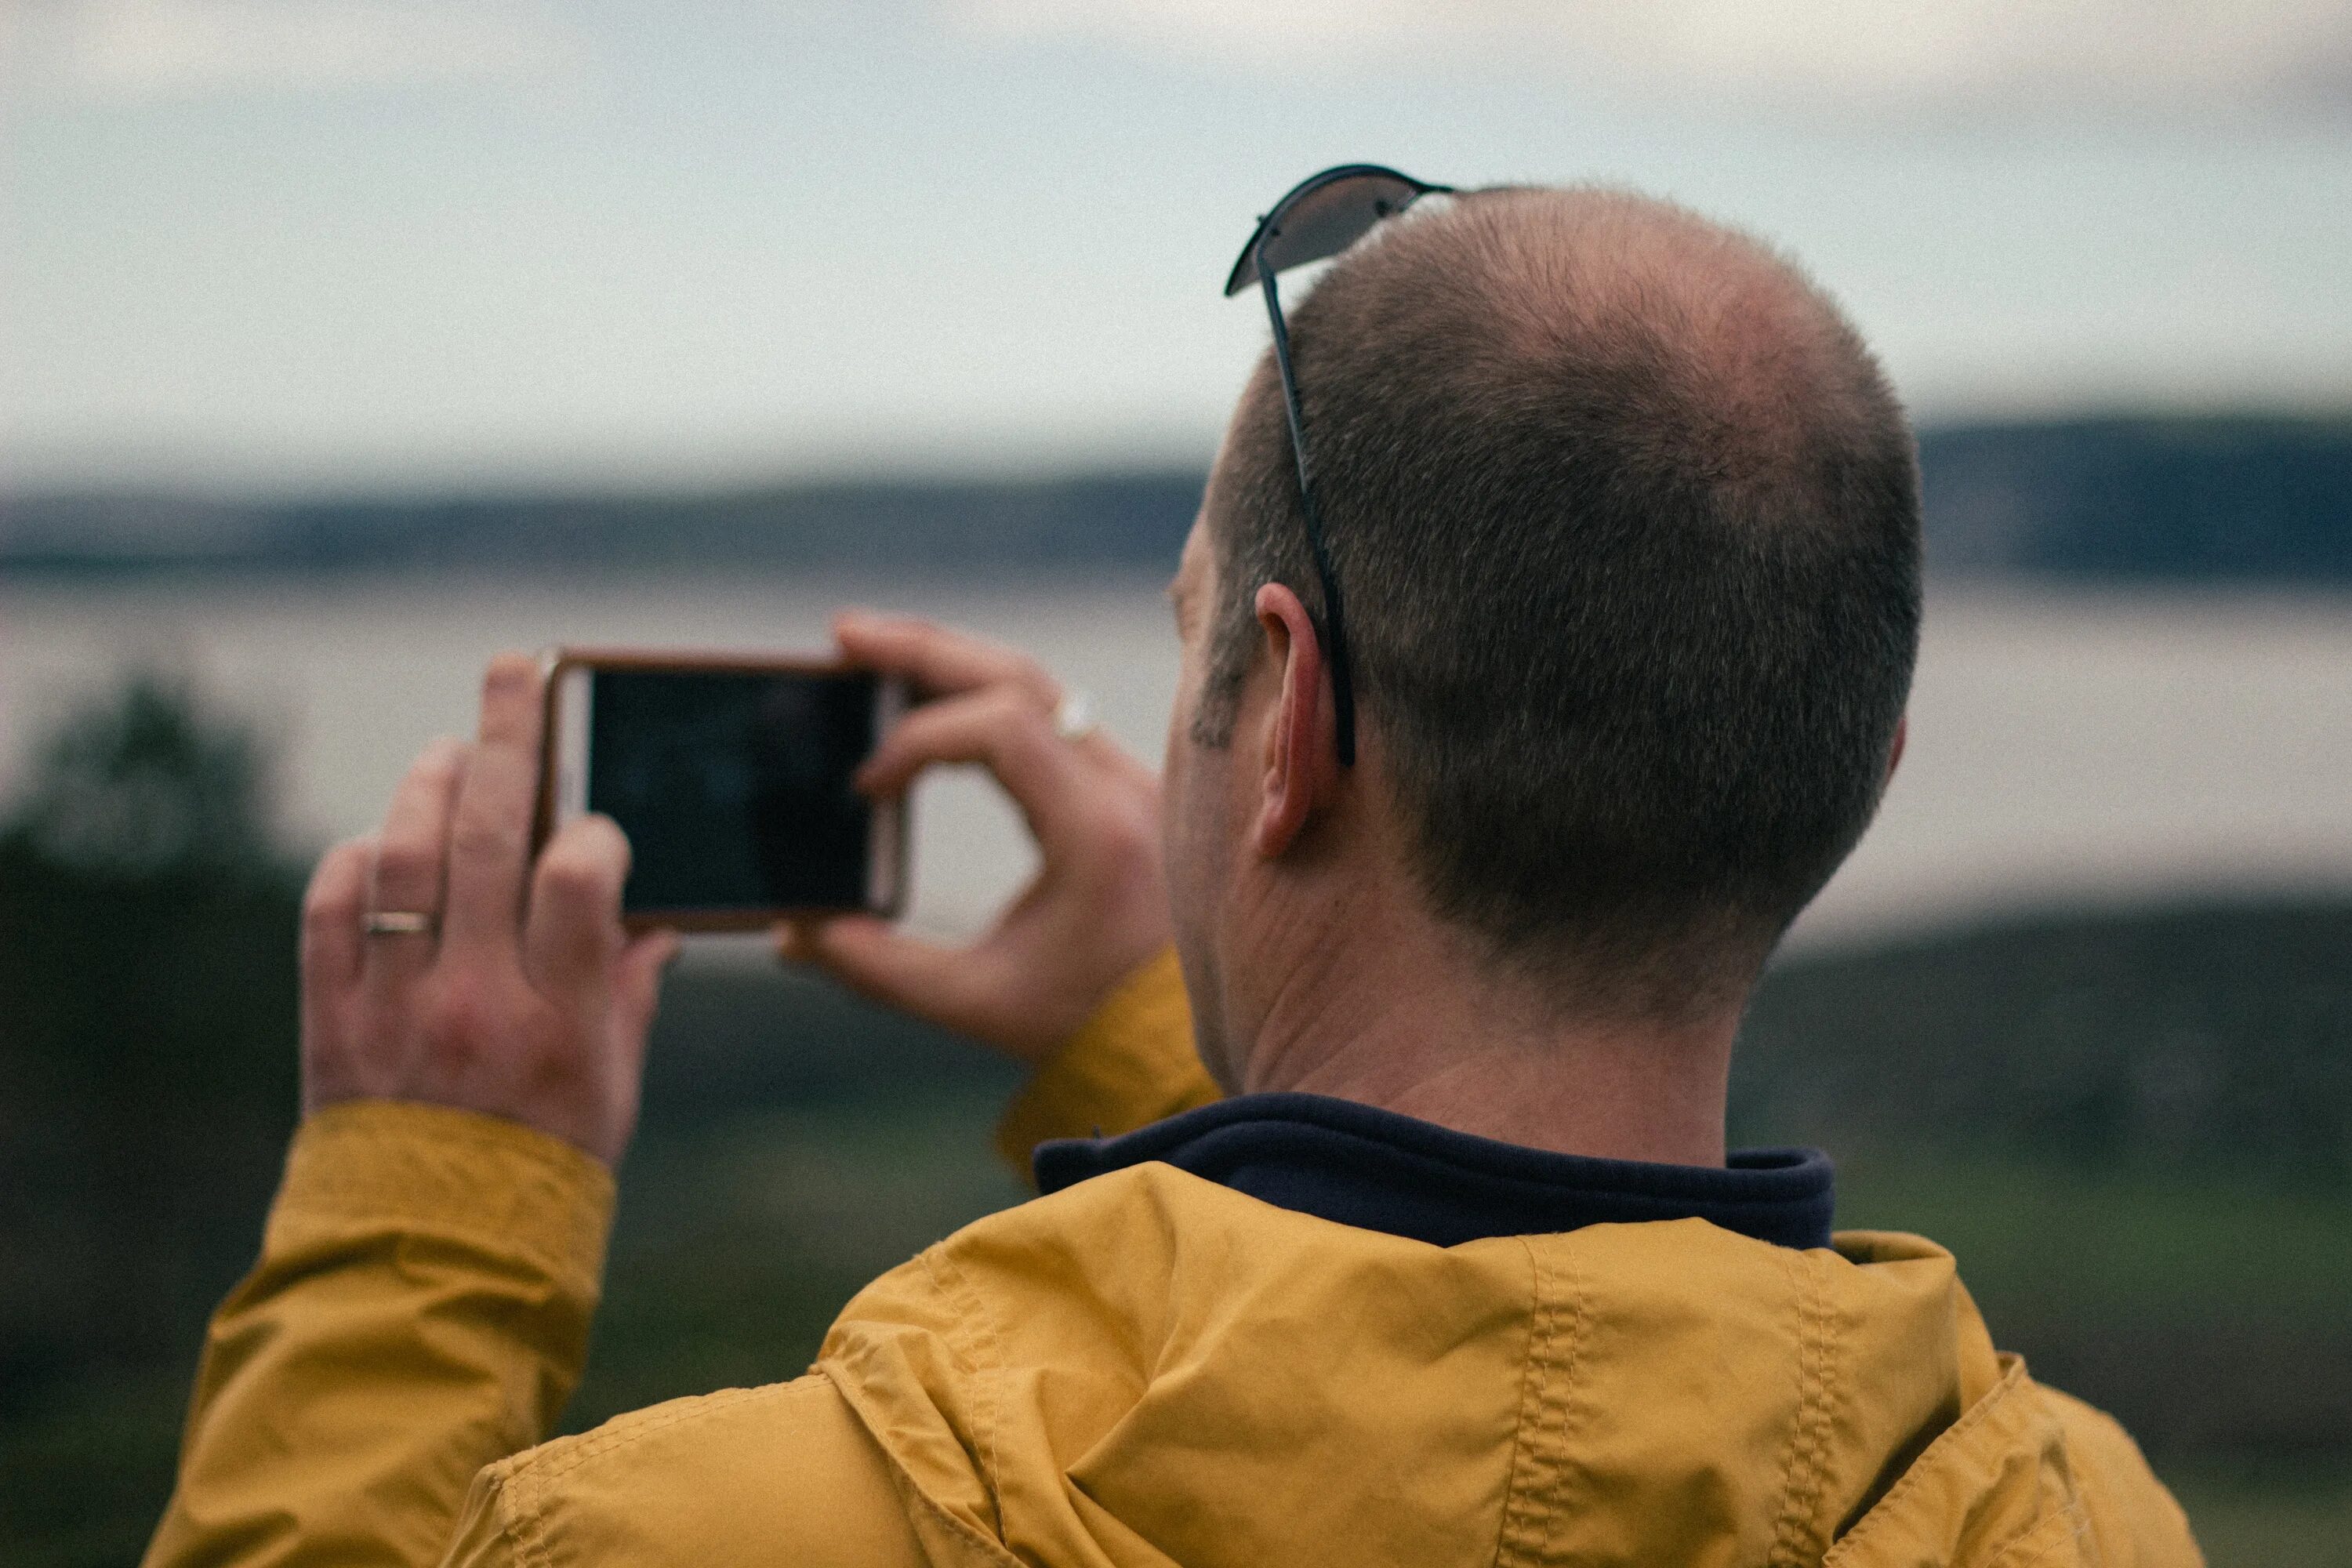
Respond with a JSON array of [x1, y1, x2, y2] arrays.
[[1886, 713, 1908, 785], [1250, 582, 1339, 860]]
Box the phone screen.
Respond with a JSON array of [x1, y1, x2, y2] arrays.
[[586, 668, 880, 914]]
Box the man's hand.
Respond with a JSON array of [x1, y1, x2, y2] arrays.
[[299, 655, 677, 1167], [779, 612, 1171, 1065]]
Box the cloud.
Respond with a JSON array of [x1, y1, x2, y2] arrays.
[[940, 0, 2352, 116], [4, 0, 585, 103]]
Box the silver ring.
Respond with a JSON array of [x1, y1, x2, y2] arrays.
[[1053, 690, 1098, 743], [365, 910, 437, 937]]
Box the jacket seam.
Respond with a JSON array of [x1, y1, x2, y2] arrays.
[[503, 1385, 772, 1495], [491, 1468, 557, 1568], [1494, 1236, 1586, 1568], [488, 1386, 788, 1567], [1813, 1264, 1849, 1551], [1769, 1248, 1835, 1566], [926, 1244, 1011, 1526], [1490, 1237, 1548, 1568], [1535, 1247, 1588, 1564]]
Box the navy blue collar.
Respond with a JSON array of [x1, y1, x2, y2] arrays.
[[1035, 1092, 1834, 1250]]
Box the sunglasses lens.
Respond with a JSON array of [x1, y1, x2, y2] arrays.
[[1225, 169, 1439, 295], [1260, 173, 1428, 272]]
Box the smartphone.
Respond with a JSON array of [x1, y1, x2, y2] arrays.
[[541, 649, 909, 930]]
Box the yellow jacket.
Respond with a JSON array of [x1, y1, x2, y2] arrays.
[[146, 951, 2201, 1568]]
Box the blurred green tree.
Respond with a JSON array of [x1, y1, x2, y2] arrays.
[[0, 675, 307, 1408]]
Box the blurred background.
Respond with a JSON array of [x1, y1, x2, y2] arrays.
[[2, 2, 2349, 1563]]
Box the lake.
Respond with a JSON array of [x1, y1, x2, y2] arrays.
[[4, 571, 2349, 953]]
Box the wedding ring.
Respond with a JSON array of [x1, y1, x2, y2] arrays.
[[365, 910, 437, 937], [1053, 690, 1098, 743]]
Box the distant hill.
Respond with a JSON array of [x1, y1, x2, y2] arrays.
[[4, 413, 2347, 580], [0, 473, 1209, 576], [1918, 415, 2352, 582]]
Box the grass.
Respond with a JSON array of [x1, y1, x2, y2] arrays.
[[1834, 1152, 2352, 1324], [2159, 1457, 2352, 1568]]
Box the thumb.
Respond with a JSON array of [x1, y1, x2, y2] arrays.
[[779, 915, 994, 1040]]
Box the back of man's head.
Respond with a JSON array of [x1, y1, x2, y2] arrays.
[[1198, 184, 1922, 1019]]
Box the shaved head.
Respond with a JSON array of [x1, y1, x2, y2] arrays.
[[1199, 184, 1921, 1017]]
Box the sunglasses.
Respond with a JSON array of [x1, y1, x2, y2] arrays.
[[1225, 164, 1452, 767]]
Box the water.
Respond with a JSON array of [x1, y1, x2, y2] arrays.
[[5, 571, 2349, 953]]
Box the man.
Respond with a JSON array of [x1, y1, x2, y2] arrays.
[[146, 180, 2201, 1567]]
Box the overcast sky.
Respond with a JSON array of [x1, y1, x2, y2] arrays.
[[4, 0, 2349, 497]]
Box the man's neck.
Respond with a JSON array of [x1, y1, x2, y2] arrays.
[[1229, 880, 1740, 1168]]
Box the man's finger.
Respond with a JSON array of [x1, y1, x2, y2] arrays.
[[302, 837, 373, 1014], [612, 927, 681, 1070], [521, 813, 630, 1001], [835, 611, 1059, 706], [367, 737, 466, 916], [779, 915, 994, 1038], [442, 654, 546, 953], [363, 739, 467, 995], [855, 688, 1083, 846]]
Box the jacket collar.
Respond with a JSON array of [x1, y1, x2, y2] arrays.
[[1035, 1091, 1835, 1250]]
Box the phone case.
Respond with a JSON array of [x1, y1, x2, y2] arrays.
[[537, 647, 911, 931]]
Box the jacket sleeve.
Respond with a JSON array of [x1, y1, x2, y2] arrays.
[[143, 1100, 614, 1568], [993, 946, 1224, 1184], [435, 1375, 925, 1568]]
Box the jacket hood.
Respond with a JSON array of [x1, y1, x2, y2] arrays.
[[815, 1163, 2147, 1568]]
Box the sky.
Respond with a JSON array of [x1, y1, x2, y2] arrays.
[[3, 0, 2350, 498]]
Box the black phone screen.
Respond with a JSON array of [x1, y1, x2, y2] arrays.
[[586, 668, 878, 913]]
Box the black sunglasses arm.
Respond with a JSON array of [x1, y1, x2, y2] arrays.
[[1256, 252, 1359, 768]]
